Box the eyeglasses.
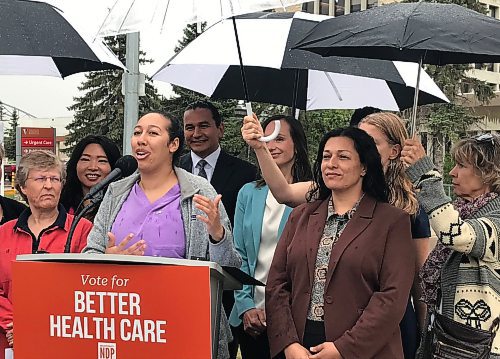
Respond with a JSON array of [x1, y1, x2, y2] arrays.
[[28, 176, 62, 184], [474, 133, 497, 146]]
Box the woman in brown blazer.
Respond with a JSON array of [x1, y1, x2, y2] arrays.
[[265, 127, 415, 359]]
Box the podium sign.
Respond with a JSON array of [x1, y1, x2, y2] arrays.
[[12, 261, 212, 359]]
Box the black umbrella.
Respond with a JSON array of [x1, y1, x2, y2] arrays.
[[293, 2, 500, 132], [0, 0, 124, 77]]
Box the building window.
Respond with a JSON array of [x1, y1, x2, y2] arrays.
[[302, 1, 315, 13], [302, 0, 331, 15], [486, 63, 494, 72], [489, 6, 498, 18], [367, 0, 378, 9], [461, 82, 472, 94], [336, 0, 345, 16], [320, 0, 330, 15], [351, 0, 361, 12], [475, 63, 484, 70]]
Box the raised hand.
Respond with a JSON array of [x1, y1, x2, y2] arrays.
[[194, 194, 225, 242], [241, 113, 265, 150], [105, 232, 146, 255], [401, 137, 426, 166]]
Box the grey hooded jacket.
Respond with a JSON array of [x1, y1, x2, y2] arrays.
[[84, 167, 241, 358]]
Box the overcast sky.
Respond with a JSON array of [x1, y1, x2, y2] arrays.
[[0, 0, 185, 119]]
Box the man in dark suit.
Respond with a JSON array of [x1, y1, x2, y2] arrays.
[[179, 100, 257, 358]]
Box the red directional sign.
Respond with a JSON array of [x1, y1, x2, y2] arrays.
[[22, 137, 55, 147], [19, 127, 56, 155]]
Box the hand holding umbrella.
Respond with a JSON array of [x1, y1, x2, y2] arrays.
[[241, 114, 266, 149]]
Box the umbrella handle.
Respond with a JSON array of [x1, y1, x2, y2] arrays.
[[244, 102, 280, 143]]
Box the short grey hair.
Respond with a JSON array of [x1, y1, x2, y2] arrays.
[[15, 150, 66, 202], [452, 133, 500, 194]]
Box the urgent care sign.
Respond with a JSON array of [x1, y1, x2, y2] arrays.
[[16, 127, 56, 160], [12, 261, 212, 358]]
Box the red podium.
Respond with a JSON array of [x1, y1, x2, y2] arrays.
[[11, 254, 243, 359]]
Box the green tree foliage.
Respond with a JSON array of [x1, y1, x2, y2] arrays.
[[65, 36, 165, 153], [4, 109, 19, 160], [301, 110, 351, 164]]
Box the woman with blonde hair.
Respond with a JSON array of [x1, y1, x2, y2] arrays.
[[402, 133, 500, 357], [242, 112, 431, 358]]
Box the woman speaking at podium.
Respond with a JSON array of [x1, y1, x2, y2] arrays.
[[83, 112, 241, 359]]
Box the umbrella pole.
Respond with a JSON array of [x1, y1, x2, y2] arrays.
[[292, 69, 299, 118], [231, 17, 251, 114], [231, 16, 280, 141], [410, 57, 423, 137]]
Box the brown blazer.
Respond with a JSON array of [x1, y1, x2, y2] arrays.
[[265, 195, 414, 359]]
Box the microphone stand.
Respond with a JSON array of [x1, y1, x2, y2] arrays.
[[64, 194, 102, 253]]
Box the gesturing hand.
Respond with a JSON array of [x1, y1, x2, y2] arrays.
[[194, 194, 225, 242], [105, 232, 146, 255], [241, 114, 265, 150]]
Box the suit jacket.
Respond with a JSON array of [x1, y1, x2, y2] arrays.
[[178, 150, 257, 226], [0, 195, 26, 225], [265, 195, 414, 359], [229, 183, 293, 327]]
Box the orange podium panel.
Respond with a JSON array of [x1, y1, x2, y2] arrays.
[[12, 257, 216, 359]]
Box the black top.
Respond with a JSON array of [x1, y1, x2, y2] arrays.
[[411, 206, 431, 239], [0, 195, 27, 225]]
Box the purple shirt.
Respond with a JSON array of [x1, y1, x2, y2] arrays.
[[111, 183, 186, 258]]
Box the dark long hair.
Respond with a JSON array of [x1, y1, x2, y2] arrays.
[[307, 127, 388, 203], [60, 135, 121, 215], [256, 115, 312, 188], [161, 112, 185, 166]]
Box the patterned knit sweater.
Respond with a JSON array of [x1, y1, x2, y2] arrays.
[[407, 156, 500, 355]]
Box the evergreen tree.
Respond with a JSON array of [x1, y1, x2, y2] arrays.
[[66, 36, 166, 153], [4, 109, 19, 160], [302, 110, 351, 164]]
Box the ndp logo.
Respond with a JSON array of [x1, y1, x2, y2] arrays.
[[98, 342, 117, 359]]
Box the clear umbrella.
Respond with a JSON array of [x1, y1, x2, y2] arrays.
[[96, 0, 311, 142], [97, 0, 311, 36]]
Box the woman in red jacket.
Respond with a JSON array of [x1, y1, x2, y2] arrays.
[[0, 150, 92, 358]]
